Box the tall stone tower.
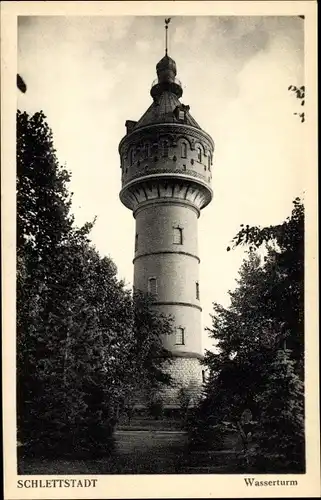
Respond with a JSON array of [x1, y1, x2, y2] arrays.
[[119, 27, 214, 405]]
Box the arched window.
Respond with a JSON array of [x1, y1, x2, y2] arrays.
[[148, 277, 157, 295], [196, 281, 200, 300], [130, 148, 136, 166], [135, 234, 138, 252], [144, 143, 150, 159], [208, 154, 211, 171], [181, 142, 187, 158], [197, 146, 202, 163], [162, 140, 169, 157], [175, 327, 185, 345], [173, 226, 183, 245]]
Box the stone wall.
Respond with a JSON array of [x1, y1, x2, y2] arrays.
[[131, 356, 204, 410], [159, 356, 204, 407]]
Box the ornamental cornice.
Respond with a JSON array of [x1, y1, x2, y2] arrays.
[[123, 167, 209, 185], [120, 173, 213, 213], [121, 171, 213, 197], [119, 123, 214, 154]]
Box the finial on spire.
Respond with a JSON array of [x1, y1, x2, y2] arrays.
[[165, 18, 171, 55]]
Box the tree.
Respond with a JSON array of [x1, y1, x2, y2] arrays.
[[28, 241, 134, 457], [228, 198, 304, 377], [17, 110, 173, 458], [288, 85, 305, 123], [17, 110, 80, 261], [188, 200, 304, 472], [17, 109, 86, 450], [178, 381, 201, 426], [119, 289, 174, 418], [250, 348, 304, 472]]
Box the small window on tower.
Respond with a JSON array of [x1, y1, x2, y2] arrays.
[[173, 227, 183, 245], [196, 281, 200, 300], [208, 154, 211, 171], [130, 148, 136, 166], [174, 105, 186, 122], [175, 327, 185, 345], [148, 277, 157, 295], [144, 143, 150, 159], [202, 370, 206, 383], [181, 142, 187, 158], [162, 141, 169, 157], [197, 147, 202, 163], [135, 234, 138, 252]]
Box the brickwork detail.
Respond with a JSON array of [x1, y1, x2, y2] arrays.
[[159, 357, 204, 407]]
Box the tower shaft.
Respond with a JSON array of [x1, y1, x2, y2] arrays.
[[134, 200, 202, 358]]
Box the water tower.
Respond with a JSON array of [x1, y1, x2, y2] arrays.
[[118, 20, 214, 405]]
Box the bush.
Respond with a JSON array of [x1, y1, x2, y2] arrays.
[[148, 396, 164, 420]]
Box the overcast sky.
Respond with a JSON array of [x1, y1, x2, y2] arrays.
[[18, 15, 304, 351]]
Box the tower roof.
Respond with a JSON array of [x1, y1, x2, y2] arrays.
[[132, 90, 202, 131], [129, 51, 202, 132], [123, 20, 211, 137]]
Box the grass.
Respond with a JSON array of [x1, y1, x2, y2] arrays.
[[18, 430, 245, 474]]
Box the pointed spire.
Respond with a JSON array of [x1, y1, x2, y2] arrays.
[[165, 18, 171, 55], [150, 18, 182, 99]]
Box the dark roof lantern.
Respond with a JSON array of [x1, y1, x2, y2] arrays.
[[156, 54, 177, 81], [156, 54, 177, 87], [151, 53, 182, 100]]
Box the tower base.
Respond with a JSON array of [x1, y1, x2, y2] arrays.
[[125, 357, 204, 416], [158, 356, 204, 408], [117, 357, 205, 429]]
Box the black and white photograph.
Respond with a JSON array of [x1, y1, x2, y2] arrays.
[[2, 1, 319, 499]]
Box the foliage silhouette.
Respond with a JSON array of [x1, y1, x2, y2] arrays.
[[17, 110, 173, 458], [189, 200, 304, 472]]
